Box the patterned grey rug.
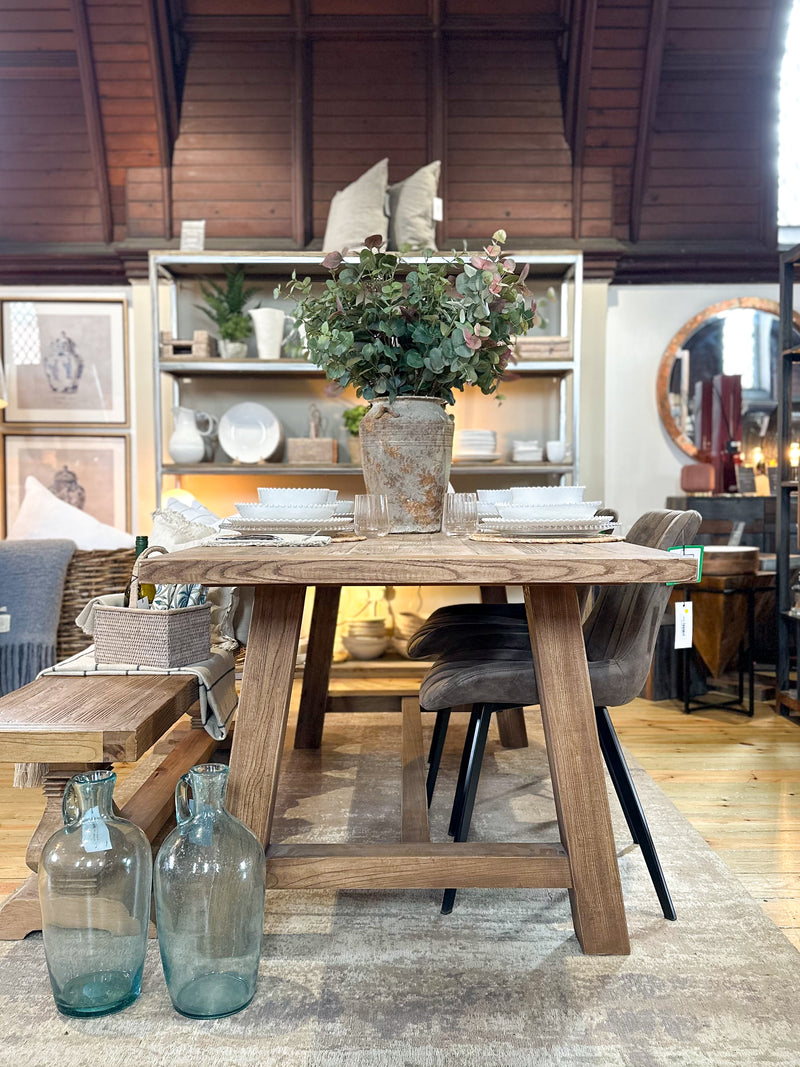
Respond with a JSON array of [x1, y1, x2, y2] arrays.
[[2, 709, 800, 1067]]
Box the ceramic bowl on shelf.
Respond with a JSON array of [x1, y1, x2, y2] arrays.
[[495, 501, 600, 522], [257, 487, 336, 505], [342, 635, 388, 660], [218, 402, 282, 463], [235, 502, 336, 521], [510, 485, 585, 505]]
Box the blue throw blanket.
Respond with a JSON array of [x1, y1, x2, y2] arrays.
[[0, 539, 76, 696]]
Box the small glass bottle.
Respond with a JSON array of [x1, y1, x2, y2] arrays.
[[125, 535, 156, 605], [154, 763, 265, 1018], [38, 770, 152, 1017]]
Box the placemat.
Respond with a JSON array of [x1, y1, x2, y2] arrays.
[[471, 531, 625, 544]]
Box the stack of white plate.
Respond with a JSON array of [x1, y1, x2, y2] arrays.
[[453, 429, 501, 462], [223, 487, 354, 536], [512, 440, 544, 463], [477, 485, 615, 537]]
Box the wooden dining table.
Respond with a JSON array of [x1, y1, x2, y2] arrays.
[[140, 533, 697, 956]]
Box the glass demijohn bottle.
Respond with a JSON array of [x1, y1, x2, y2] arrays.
[[154, 763, 266, 1018], [38, 769, 152, 1017]]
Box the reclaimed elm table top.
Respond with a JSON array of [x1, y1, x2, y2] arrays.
[[141, 536, 697, 956]]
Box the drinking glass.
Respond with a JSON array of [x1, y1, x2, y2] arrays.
[[442, 492, 478, 536], [354, 494, 390, 538]]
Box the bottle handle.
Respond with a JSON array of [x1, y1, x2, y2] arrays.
[[62, 776, 81, 827], [175, 773, 193, 826]]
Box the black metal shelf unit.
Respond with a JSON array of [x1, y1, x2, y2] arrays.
[[776, 244, 800, 717]]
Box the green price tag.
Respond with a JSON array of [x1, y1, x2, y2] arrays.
[[667, 544, 703, 586]]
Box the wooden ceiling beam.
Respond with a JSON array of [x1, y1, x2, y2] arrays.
[[141, 0, 175, 238], [180, 14, 564, 39], [565, 0, 598, 239], [629, 0, 669, 244], [68, 0, 112, 244]]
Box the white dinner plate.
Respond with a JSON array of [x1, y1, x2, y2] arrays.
[[218, 402, 283, 463], [478, 516, 617, 536], [221, 515, 354, 535], [452, 452, 503, 463]]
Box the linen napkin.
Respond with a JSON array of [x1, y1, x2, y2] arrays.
[[38, 646, 237, 740]]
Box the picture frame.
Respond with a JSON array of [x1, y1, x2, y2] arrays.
[[3, 434, 129, 532], [1, 298, 128, 425]]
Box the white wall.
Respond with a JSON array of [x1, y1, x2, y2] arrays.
[[605, 282, 782, 528]]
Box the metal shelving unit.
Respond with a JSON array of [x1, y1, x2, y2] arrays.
[[149, 250, 583, 508], [776, 244, 800, 718]]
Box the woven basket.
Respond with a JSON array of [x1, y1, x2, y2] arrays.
[[57, 548, 136, 659], [93, 546, 211, 668]]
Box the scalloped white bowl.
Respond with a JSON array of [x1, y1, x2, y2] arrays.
[[510, 485, 585, 505], [495, 501, 600, 521], [257, 487, 336, 505], [235, 502, 336, 521]]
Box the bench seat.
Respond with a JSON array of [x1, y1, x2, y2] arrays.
[[0, 672, 220, 939]]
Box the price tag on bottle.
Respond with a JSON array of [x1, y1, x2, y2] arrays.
[[0, 607, 9, 634], [81, 806, 112, 853], [674, 602, 693, 649]]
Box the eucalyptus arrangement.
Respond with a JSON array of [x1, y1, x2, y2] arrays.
[[198, 267, 259, 343], [281, 230, 537, 404]]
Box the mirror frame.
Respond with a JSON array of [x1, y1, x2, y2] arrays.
[[656, 297, 800, 459]]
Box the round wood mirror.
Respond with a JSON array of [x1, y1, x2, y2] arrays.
[[656, 297, 800, 459]]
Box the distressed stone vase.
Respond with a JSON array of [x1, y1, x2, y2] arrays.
[[359, 396, 453, 533]]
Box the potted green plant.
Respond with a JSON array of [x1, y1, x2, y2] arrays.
[[342, 404, 369, 464], [283, 230, 536, 531], [198, 268, 259, 360]]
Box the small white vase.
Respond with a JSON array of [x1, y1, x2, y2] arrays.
[[249, 308, 285, 360], [169, 406, 206, 464], [219, 339, 248, 360]]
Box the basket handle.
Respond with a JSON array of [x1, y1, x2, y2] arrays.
[[128, 544, 168, 607]]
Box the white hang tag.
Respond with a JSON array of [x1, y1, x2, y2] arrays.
[[81, 806, 113, 853], [432, 196, 444, 222], [674, 602, 693, 649], [0, 608, 9, 634]]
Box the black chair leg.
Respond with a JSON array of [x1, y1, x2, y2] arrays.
[[595, 705, 677, 921], [426, 709, 451, 806], [448, 707, 480, 836], [442, 703, 494, 914]]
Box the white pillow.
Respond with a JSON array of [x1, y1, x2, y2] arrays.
[[8, 476, 135, 551], [322, 158, 389, 253], [149, 507, 238, 652], [388, 161, 440, 250]]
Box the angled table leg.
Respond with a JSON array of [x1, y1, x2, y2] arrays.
[[479, 585, 528, 749], [294, 585, 341, 749], [524, 583, 630, 955], [227, 584, 305, 848]]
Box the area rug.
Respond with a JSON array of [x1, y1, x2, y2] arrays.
[[2, 709, 800, 1066]]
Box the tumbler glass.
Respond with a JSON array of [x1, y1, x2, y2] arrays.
[[442, 493, 478, 536], [354, 494, 390, 538]]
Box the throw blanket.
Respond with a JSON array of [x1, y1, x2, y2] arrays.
[[38, 646, 238, 740], [0, 539, 75, 698]]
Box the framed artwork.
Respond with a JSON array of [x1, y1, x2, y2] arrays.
[[1, 298, 128, 424], [4, 434, 129, 530]]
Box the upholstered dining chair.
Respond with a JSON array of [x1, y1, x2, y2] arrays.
[[407, 508, 702, 916]]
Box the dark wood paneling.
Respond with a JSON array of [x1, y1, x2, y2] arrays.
[[171, 40, 294, 239], [312, 37, 428, 237]]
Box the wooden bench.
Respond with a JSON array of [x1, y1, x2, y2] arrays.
[[0, 673, 219, 939]]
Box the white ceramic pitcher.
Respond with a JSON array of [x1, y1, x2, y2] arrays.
[[168, 406, 206, 464], [249, 308, 285, 360]]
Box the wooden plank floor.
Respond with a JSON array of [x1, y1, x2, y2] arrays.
[[3, 692, 800, 950]]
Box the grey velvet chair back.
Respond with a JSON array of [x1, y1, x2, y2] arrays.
[[581, 509, 702, 705]]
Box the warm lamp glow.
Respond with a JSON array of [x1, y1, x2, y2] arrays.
[[752, 446, 764, 467], [790, 442, 800, 469], [162, 488, 196, 505]]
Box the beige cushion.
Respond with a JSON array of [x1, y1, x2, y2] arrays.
[[388, 160, 441, 250], [7, 476, 134, 551], [322, 158, 389, 253]]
